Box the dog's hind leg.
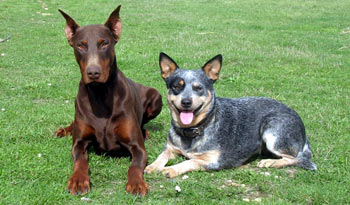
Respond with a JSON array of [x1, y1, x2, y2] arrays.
[[257, 115, 316, 170], [257, 154, 299, 168], [140, 87, 163, 140], [55, 122, 74, 137]]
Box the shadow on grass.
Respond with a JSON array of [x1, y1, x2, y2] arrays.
[[144, 121, 164, 132]]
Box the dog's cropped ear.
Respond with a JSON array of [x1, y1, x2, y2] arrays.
[[105, 5, 122, 42], [58, 9, 80, 47], [159, 52, 179, 80], [201, 54, 222, 83]]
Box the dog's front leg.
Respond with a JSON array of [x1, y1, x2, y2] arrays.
[[161, 159, 206, 178], [67, 140, 90, 195], [145, 143, 177, 174], [161, 150, 220, 178], [118, 120, 148, 196], [67, 122, 93, 195]]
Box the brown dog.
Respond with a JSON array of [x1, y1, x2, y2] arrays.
[[55, 5, 162, 196]]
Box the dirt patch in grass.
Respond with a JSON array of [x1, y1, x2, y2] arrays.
[[220, 179, 271, 202]]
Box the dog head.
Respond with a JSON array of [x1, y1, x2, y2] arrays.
[[58, 6, 122, 84], [159, 52, 222, 128]]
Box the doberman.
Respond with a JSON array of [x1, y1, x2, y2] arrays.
[[55, 5, 162, 196]]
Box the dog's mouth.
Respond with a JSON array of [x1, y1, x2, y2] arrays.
[[84, 75, 108, 85], [173, 103, 203, 125], [87, 81, 100, 85]]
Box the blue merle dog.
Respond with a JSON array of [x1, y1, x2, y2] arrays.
[[145, 53, 316, 178]]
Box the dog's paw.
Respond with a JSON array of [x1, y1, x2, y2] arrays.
[[126, 179, 149, 196], [67, 172, 90, 195], [143, 129, 150, 140], [145, 162, 163, 174], [54, 128, 67, 137], [161, 167, 179, 178], [144, 164, 156, 174], [55, 127, 72, 138]]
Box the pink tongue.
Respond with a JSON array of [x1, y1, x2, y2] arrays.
[[180, 112, 194, 125]]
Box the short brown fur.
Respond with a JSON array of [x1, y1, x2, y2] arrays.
[[56, 5, 162, 196]]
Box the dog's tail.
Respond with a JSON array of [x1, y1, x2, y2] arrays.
[[296, 139, 317, 171]]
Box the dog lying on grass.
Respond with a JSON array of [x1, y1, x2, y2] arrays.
[[145, 53, 316, 178]]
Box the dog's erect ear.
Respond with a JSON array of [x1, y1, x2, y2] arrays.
[[58, 9, 79, 47], [201, 54, 222, 82], [159, 52, 179, 80], [105, 5, 122, 42]]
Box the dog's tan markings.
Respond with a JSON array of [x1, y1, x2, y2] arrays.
[[202, 56, 222, 81], [257, 154, 299, 168], [81, 54, 100, 83], [167, 89, 175, 100], [203, 63, 220, 81], [79, 59, 87, 72], [76, 40, 87, 52], [186, 150, 220, 162], [193, 82, 201, 91], [167, 90, 182, 125], [78, 60, 90, 84], [161, 159, 203, 178], [161, 149, 220, 178], [167, 89, 179, 110], [87, 54, 99, 67], [160, 59, 177, 79], [145, 140, 180, 174], [191, 90, 212, 126], [179, 80, 184, 86]]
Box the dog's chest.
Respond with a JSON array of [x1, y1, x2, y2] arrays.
[[169, 127, 213, 153], [92, 117, 120, 151]]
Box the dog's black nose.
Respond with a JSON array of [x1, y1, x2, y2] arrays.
[[181, 98, 192, 108], [86, 66, 101, 80]]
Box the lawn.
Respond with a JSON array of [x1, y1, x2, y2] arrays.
[[0, 0, 349, 204]]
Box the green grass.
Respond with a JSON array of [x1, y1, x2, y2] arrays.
[[1, 0, 349, 204]]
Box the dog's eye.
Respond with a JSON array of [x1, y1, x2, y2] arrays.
[[173, 85, 180, 90], [77, 43, 87, 51], [171, 84, 183, 94], [100, 41, 109, 49], [77, 40, 88, 51], [193, 85, 203, 91]]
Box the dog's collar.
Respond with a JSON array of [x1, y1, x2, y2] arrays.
[[173, 111, 215, 138]]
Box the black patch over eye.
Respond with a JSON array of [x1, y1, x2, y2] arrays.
[[170, 78, 184, 95]]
